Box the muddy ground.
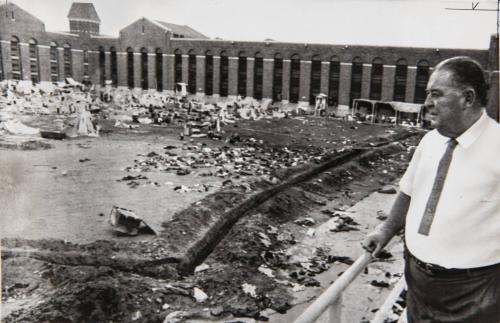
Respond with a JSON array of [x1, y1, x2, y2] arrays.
[[1, 116, 422, 323]]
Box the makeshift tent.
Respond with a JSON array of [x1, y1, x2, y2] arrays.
[[387, 101, 424, 125], [387, 101, 423, 114], [352, 99, 378, 118], [353, 99, 423, 125], [314, 93, 328, 116], [66, 106, 99, 137]]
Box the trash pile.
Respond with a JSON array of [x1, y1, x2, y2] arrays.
[[122, 139, 328, 185], [1, 79, 341, 143], [0, 79, 105, 116], [106, 89, 295, 139], [0, 80, 102, 141]]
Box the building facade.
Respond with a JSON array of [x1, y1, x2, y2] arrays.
[[0, 2, 498, 118]]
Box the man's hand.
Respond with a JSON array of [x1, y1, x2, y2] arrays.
[[362, 192, 410, 257], [362, 228, 392, 257]]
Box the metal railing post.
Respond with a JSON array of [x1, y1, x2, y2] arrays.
[[294, 252, 372, 323], [371, 277, 406, 323], [316, 292, 342, 323]]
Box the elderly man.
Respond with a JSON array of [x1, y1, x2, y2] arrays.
[[362, 56, 500, 322]]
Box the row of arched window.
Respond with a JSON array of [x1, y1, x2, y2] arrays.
[[169, 50, 430, 105], [6, 37, 118, 85], [1, 38, 430, 105], [122, 47, 163, 91], [8, 36, 73, 82], [10, 36, 22, 80]]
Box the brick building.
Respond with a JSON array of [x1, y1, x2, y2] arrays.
[[0, 1, 498, 118]]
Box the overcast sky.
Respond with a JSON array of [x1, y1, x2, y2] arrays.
[[9, 0, 499, 49]]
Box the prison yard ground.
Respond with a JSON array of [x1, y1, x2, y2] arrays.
[[1, 114, 421, 323]]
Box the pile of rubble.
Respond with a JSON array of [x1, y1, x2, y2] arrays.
[[122, 138, 328, 183], [0, 80, 102, 142]]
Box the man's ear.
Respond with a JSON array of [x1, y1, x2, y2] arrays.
[[463, 88, 476, 108]]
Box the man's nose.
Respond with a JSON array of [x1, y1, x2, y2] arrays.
[[424, 94, 433, 108]]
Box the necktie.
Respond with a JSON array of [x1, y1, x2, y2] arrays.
[[418, 138, 458, 236]]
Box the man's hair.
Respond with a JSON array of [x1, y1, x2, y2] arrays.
[[435, 56, 489, 106]]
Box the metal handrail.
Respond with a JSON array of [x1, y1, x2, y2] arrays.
[[371, 276, 407, 323], [293, 251, 372, 323], [294, 250, 408, 323]]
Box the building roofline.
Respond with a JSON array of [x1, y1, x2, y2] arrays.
[[169, 38, 490, 51], [120, 17, 169, 34], [67, 2, 101, 23], [68, 17, 100, 24]]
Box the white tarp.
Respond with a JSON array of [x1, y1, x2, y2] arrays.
[[66, 78, 79, 86], [260, 99, 272, 111], [37, 82, 56, 94], [388, 102, 423, 114], [2, 119, 40, 136], [16, 81, 33, 94]]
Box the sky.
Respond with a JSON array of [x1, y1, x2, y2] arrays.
[[8, 0, 499, 49]]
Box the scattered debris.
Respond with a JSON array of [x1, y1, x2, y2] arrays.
[[378, 185, 397, 194], [242, 283, 258, 298], [131, 310, 142, 321], [294, 217, 316, 226], [328, 255, 355, 265], [376, 210, 388, 220], [0, 80, 421, 322], [292, 283, 306, 292], [193, 287, 208, 303], [329, 214, 360, 232], [258, 265, 275, 278], [194, 263, 210, 273], [108, 206, 156, 236], [163, 311, 189, 323], [375, 249, 393, 260], [370, 280, 390, 288]]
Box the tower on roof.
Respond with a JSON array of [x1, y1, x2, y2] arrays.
[[67, 2, 100, 35]]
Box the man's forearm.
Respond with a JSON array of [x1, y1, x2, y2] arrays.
[[378, 192, 410, 239]]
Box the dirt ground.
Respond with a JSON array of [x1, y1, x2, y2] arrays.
[[1, 115, 422, 323], [0, 125, 218, 242]]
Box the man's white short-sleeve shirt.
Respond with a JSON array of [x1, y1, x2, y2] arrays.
[[400, 110, 500, 269]]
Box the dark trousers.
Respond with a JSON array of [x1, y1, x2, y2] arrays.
[[404, 251, 500, 323]]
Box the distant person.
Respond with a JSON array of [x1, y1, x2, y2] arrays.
[[362, 56, 500, 322]]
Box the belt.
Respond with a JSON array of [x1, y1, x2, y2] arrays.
[[407, 251, 499, 276]]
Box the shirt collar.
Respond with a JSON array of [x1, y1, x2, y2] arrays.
[[455, 110, 489, 149], [434, 110, 489, 148]]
